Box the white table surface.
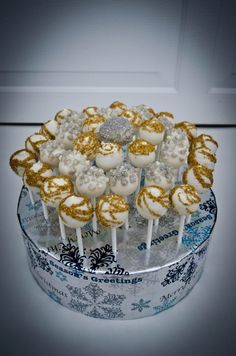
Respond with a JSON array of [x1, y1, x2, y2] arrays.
[[0, 126, 235, 356]]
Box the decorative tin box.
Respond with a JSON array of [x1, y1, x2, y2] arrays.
[[17, 186, 217, 319]]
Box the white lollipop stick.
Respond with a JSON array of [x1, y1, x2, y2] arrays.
[[111, 228, 117, 256], [156, 143, 162, 161], [91, 197, 97, 232], [186, 214, 191, 224], [135, 169, 142, 196], [154, 217, 159, 228], [76, 227, 84, 257], [58, 216, 66, 242], [28, 188, 35, 206], [124, 196, 129, 229], [41, 201, 49, 221], [176, 215, 186, 253], [146, 219, 153, 250]]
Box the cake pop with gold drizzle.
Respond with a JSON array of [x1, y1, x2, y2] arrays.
[[73, 132, 101, 160], [82, 115, 106, 133], [82, 106, 99, 118], [25, 133, 49, 155], [132, 104, 156, 120], [59, 194, 93, 256], [192, 134, 218, 154], [40, 119, 59, 139], [157, 111, 174, 131], [139, 118, 165, 145], [170, 184, 201, 253], [183, 164, 213, 194], [109, 101, 127, 116], [96, 142, 123, 171], [120, 110, 143, 130], [136, 186, 170, 248], [174, 121, 197, 142], [96, 194, 129, 255], [10, 149, 36, 177], [188, 147, 217, 171]]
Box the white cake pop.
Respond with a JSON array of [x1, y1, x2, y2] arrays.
[[54, 109, 81, 124], [109, 163, 139, 196], [160, 128, 189, 169], [174, 121, 197, 141], [128, 139, 156, 168], [73, 132, 101, 160], [136, 186, 170, 249], [170, 184, 201, 216], [132, 105, 156, 120], [76, 166, 108, 199], [139, 118, 165, 145], [109, 101, 127, 116], [188, 147, 217, 171], [25, 133, 49, 155], [145, 161, 176, 191], [157, 111, 174, 131], [9, 149, 36, 177], [120, 110, 143, 129], [82, 115, 106, 133], [183, 164, 213, 194], [40, 140, 65, 168], [40, 119, 59, 139], [23, 162, 54, 192], [58, 150, 90, 179], [96, 142, 123, 171], [192, 134, 218, 154], [40, 176, 74, 208], [82, 106, 99, 117], [56, 116, 83, 149]]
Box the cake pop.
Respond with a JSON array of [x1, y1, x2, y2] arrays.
[[56, 116, 83, 149], [99, 117, 134, 145], [192, 134, 218, 154], [109, 101, 127, 115], [188, 147, 217, 171], [128, 139, 156, 168], [39, 140, 65, 168], [83, 106, 99, 117], [170, 184, 201, 252], [73, 132, 101, 160], [54, 109, 81, 124], [120, 110, 143, 129], [58, 150, 90, 179], [145, 161, 176, 192], [23, 162, 53, 205], [40, 119, 59, 139], [136, 186, 170, 249], [174, 121, 197, 141], [157, 111, 174, 131], [96, 142, 123, 171], [9, 149, 36, 177], [96, 194, 129, 255], [139, 118, 165, 145], [132, 105, 156, 120], [25, 133, 49, 155], [183, 164, 213, 194], [76, 166, 109, 232], [82, 115, 106, 133], [59, 194, 93, 256]]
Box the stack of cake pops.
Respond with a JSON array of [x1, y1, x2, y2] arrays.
[[9, 102, 218, 261]]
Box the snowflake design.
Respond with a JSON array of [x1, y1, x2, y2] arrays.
[[27, 242, 53, 275], [200, 198, 217, 215], [105, 264, 129, 275], [153, 297, 177, 314], [89, 244, 115, 271], [181, 256, 197, 285], [59, 242, 85, 270], [183, 225, 212, 248], [47, 290, 62, 304], [66, 283, 126, 319], [131, 298, 151, 312], [55, 271, 67, 282], [161, 261, 187, 287]]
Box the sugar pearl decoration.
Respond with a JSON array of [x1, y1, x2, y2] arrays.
[[188, 147, 217, 171], [59, 194, 93, 228], [73, 132, 101, 160], [40, 140, 65, 167], [192, 134, 218, 154], [96, 194, 129, 228], [40, 176, 74, 208], [56, 117, 83, 149], [99, 117, 135, 145], [145, 161, 176, 191], [76, 166, 108, 198], [25, 133, 49, 154], [160, 128, 189, 168], [58, 150, 90, 179], [9, 149, 36, 177], [96, 142, 123, 171], [139, 118, 165, 145], [128, 139, 156, 168], [174, 121, 197, 141], [136, 185, 170, 220], [109, 163, 139, 196], [23, 161, 53, 192], [40, 119, 59, 139], [183, 164, 213, 193], [170, 184, 201, 216]]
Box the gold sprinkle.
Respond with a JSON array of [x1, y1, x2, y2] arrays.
[[128, 139, 155, 156], [174, 121, 196, 140], [82, 115, 106, 131], [188, 147, 217, 167], [109, 101, 127, 111], [120, 110, 142, 128], [24, 163, 52, 188], [140, 118, 165, 133], [183, 164, 213, 189], [9, 149, 36, 175], [96, 194, 129, 228], [97, 142, 121, 156], [59, 194, 93, 223], [192, 134, 218, 150], [73, 132, 101, 159], [157, 111, 174, 119], [136, 186, 170, 218]]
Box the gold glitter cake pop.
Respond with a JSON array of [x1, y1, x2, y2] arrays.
[[40, 119, 58, 139], [40, 176, 74, 208], [174, 121, 197, 141], [188, 147, 217, 171], [183, 164, 213, 193], [139, 118, 165, 145], [82, 115, 106, 133], [192, 134, 218, 154], [25, 133, 49, 155], [73, 132, 101, 160], [96, 194, 129, 228], [9, 149, 36, 177], [83, 106, 99, 117], [24, 162, 53, 191], [120, 110, 143, 129]]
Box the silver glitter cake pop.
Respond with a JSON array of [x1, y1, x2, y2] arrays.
[[98, 117, 135, 145], [56, 117, 83, 149]]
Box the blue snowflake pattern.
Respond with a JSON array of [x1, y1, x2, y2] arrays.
[[47, 290, 62, 304], [66, 283, 126, 319], [153, 297, 177, 314], [55, 271, 67, 282], [131, 298, 151, 312], [183, 225, 212, 248]]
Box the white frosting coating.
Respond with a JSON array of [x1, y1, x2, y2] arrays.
[[128, 151, 155, 168], [40, 140, 65, 167], [58, 150, 90, 179], [170, 185, 200, 216], [75, 166, 108, 198], [193, 134, 218, 154], [83, 106, 99, 117], [145, 161, 176, 191], [59, 194, 93, 228], [136, 186, 169, 220], [56, 117, 83, 149], [160, 128, 189, 168], [82, 115, 106, 133], [95, 143, 123, 171]]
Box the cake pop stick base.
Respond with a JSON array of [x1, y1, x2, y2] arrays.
[[146, 219, 153, 250], [41, 201, 49, 221], [111, 228, 117, 257], [76, 227, 84, 257], [176, 215, 186, 254], [58, 216, 66, 242], [28, 188, 35, 206]]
